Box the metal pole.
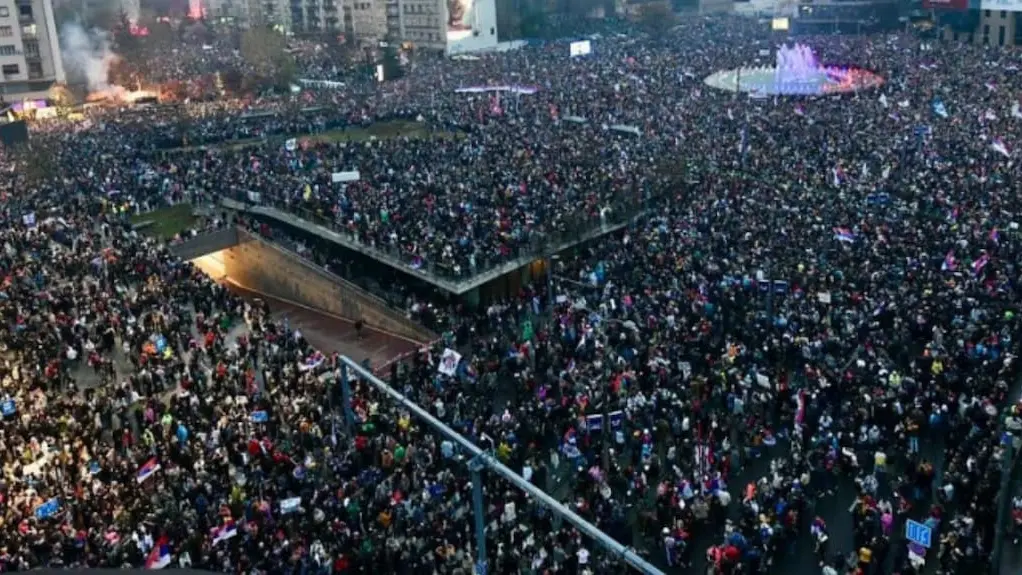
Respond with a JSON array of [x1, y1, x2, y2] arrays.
[[339, 356, 665, 575], [339, 363, 354, 433], [469, 455, 488, 575], [602, 365, 611, 473], [546, 255, 555, 324], [992, 441, 1014, 575]]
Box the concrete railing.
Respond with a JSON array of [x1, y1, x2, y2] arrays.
[[168, 227, 241, 261]]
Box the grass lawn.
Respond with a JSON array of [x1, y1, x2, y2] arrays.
[[130, 203, 198, 239]]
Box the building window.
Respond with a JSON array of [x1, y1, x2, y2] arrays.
[[0, 26, 10, 36], [23, 39, 36, 55], [999, 25, 1006, 45], [0, 7, 8, 17], [18, 5, 32, 18], [20, 23, 34, 35], [2, 63, 18, 76], [27, 61, 41, 78], [1002, 10, 1007, 18], [983, 24, 990, 36], [984, 9, 990, 16], [0, 44, 14, 55]]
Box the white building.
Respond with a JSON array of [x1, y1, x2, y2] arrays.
[[0, 0, 65, 100]]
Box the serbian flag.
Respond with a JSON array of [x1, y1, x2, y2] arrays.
[[972, 254, 990, 276], [136, 457, 160, 484], [833, 227, 855, 243], [298, 351, 324, 372], [145, 537, 171, 569], [942, 251, 956, 271], [211, 520, 238, 546]]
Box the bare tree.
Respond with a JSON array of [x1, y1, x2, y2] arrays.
[[240, 27, 296, 88], [636, 2, 676, 34]]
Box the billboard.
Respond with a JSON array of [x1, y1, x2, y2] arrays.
[[570, 40, 592, 57], [980, 0, 1022, 10], [445, 0, 498, 55], [923, 0, 971, 9]]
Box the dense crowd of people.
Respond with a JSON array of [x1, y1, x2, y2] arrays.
[[2, 11, 1022, 575]]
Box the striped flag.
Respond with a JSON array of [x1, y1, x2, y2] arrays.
[[833, 227, 854, 243], [972, 254, 990, 276], [136, 457, 160, 484], [210, 521, 238, 546], [145, 537, 171, 569], [942, 250, 956, 271]]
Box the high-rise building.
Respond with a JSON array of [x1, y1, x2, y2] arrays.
[[348, 0, 389, 42], [0, 0, 65, 100], [289, 0, 342, 33]]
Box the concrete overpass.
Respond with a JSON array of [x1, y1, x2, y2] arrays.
[[172, 228, 436, 345], [218, 197, 642, 303]]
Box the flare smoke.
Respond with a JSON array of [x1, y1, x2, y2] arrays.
[[59, 22, 117, 92]]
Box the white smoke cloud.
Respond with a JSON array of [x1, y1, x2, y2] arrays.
[[59, 22, 117, 92]]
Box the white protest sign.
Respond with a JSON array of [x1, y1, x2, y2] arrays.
[[438, 348, 462, 376]]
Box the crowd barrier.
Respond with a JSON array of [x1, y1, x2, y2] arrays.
[[298, 79, 346, 90]]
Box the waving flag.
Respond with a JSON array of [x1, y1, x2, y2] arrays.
[[145, 537, 172, 569], [136, 457, 160, 484], [1012, 102, 1022, 119], [833, 227, 855, 243], [990, 228, 1000, 244], [942, 251, 956, 271], [972, 254, 990, 276], [211, 521, 238, 546], [298, 351, 325, 372], [932, 98, 948, 119], [489, 93, 503, 116], [992, 137, 1011, 158], [831, 166, 845, 187]]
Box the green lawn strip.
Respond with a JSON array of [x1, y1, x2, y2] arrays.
[[130, 204, 198, 239]]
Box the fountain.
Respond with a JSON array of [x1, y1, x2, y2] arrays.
[[703, 41, 883, 96], [775, 43, 820, 84]]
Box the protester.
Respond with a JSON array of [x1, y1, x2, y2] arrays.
[[3, 13, 1022, 575]]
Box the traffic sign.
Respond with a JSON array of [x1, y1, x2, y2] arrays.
[[905, 519, 932, 548]]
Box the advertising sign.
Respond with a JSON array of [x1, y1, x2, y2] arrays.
[[445, 0, 498, 54], [980, 0, 1022, 10], [569, 40, 592, 57], [923, 0, 971, 10]]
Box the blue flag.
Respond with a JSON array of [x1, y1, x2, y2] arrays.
[[35, 498, 60, 519]]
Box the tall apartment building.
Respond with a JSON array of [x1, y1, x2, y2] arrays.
[[289, 0, 342, 33], [396, 0, 444, 47], [0, 0, 65, 100], [224, 0, 344, 34], [348, 0, 388, 42], [345, 0, 444, 47]]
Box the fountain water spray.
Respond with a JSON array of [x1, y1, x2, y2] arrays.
[[775, 43, 819, 84]]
